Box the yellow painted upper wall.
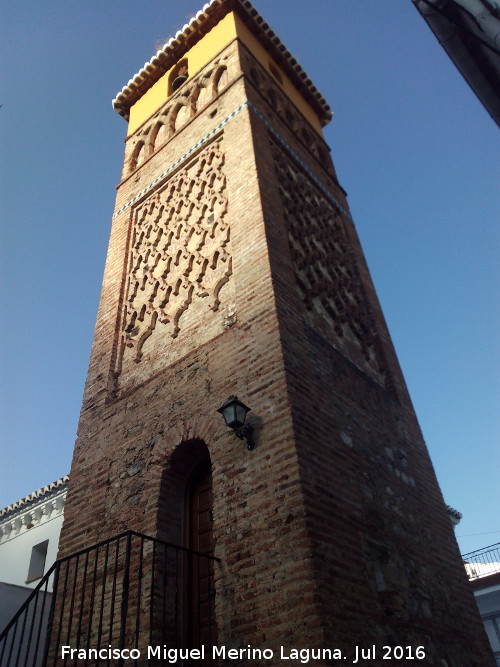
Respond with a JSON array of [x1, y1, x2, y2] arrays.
[[128, 9, 322, 135], [129, 13, 238, 134], [233, 14, 322, 134]]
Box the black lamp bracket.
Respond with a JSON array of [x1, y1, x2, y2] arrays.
[[234, 424, 255, 450]]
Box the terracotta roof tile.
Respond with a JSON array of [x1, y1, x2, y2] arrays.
[[112, 0, 332, 125]]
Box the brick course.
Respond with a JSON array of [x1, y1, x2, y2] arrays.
[[58, 29, 494, 667]]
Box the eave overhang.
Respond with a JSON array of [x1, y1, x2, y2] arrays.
[[413, 0, 500, 127], [112, 0, 332, 126], [0, 475, 69, 520]]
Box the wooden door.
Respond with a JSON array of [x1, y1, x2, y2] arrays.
[[186, 459, 216, 655]]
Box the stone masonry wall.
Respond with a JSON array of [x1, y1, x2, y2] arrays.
[[241, 52, 493, 665]]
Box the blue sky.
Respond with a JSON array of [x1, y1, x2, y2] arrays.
[[0, 1, 498, 555]]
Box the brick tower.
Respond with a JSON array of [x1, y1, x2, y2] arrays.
[[56, 0, 493, 664]]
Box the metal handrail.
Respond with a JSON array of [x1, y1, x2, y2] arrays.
[[462, 542, 500, 580], [0, 529, 220, 667], [0, 561, 58, 645]]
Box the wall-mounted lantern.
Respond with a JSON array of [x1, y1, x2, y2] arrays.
[[217, 396, 255, 450]]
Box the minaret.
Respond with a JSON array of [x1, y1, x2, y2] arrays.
[[57, 0, 493, 664]]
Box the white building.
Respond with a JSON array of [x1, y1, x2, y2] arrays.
[[464, 545, 500, 666], [0, 476, 68, 632], [448, 508, 499, 664]]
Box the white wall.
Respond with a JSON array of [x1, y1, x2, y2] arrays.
[[0, 513, 64, 590], [0, 484, 66, 593], [0, 481, 67, 648], [474, 584, 500, 663], [0, 582, 53, 662]]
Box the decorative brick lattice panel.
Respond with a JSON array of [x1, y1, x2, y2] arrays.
[[272, 140, 386, 384], [125, 56, 230, 175], [122, 139, 230, 363]]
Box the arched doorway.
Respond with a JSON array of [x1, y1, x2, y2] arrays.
[[185, 457, 217, 655]]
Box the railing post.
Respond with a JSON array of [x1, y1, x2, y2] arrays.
[[0, 530, 221, 666], [4, 616, 18, 667], [96, 541, 110, 661], [84, 545, 100, 665], [148, 539, 156, 655], [133, 535, 145, 663], [25, 582, 41, 666], [76, 550, 90, 655], [462, 542, 500, 580], [118, 532, 132, 667], [107, 538, 120, 663], [41, 560, 61, 667]]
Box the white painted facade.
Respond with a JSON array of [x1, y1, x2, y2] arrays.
[[0, 476, 67, 590], [473, 578, 500, 666], [0, 476, 68, 659]]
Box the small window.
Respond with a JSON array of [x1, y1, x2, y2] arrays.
[[169, 59, 189, 95], [27, 540, 49, 583]]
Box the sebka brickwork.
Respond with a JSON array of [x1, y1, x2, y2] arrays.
[[121, 139, 231, 365], [271, 138, 386, 386], [57, 3, 494, 665]]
